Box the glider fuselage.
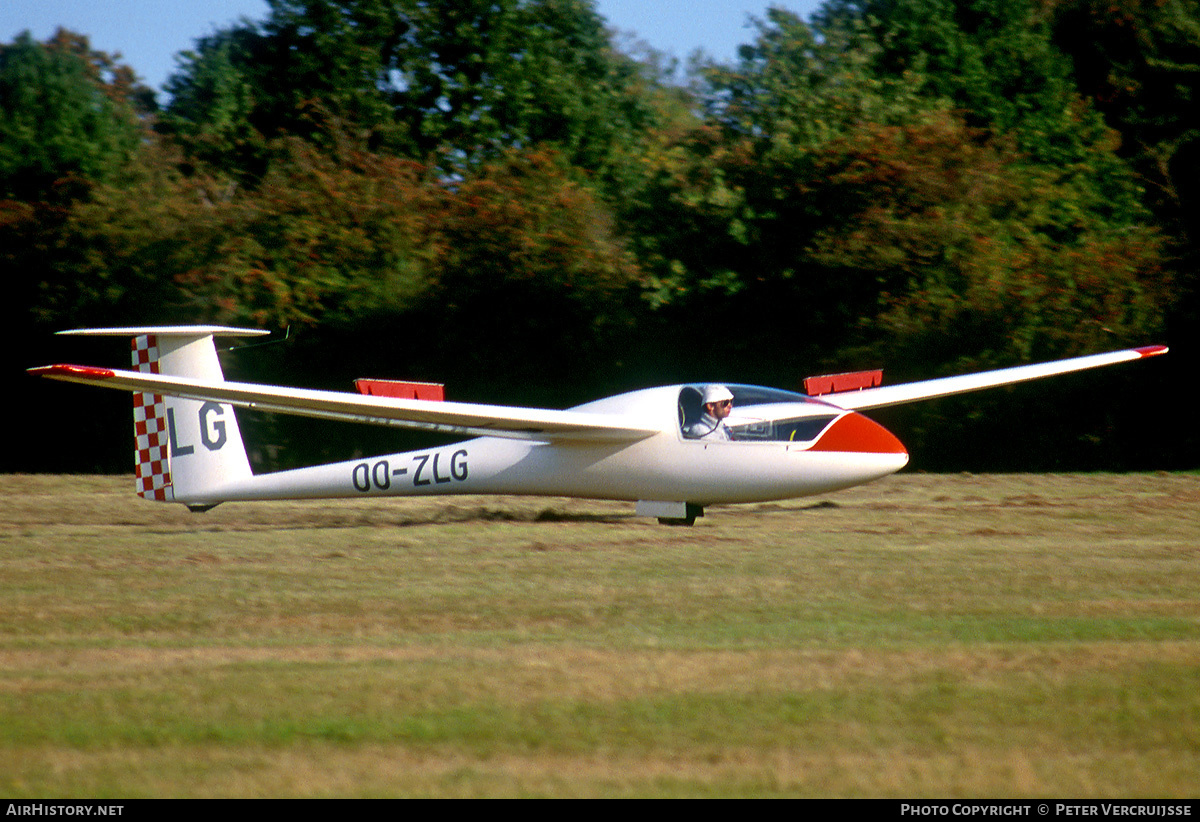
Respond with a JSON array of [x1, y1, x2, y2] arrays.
[[189, 385, 909, 507]]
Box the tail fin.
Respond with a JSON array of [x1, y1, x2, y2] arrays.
[[130, 333, 173, 501], [60, 326, 269, 507]]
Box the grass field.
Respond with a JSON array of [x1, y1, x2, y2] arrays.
[[1, 472, 1198, 798]]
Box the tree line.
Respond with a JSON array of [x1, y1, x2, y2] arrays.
[[3, 0, 1195, 472]]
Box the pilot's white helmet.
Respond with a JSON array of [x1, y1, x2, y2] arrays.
[[702, 384, 734, 405]]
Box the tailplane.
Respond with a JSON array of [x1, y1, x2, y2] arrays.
[[58, 326, 269, 508]]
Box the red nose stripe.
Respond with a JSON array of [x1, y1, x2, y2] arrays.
[[809, 412, 907, 454]]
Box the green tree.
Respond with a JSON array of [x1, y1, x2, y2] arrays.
[[0, 29, 151, 201], [1, 28, 158, 347], [158, 29, 270, 181], [387, 0, 659, 175], [1, 30, 159, 473], [1045, 0, 1199, 471], [618, 5, 1168, 391], [177, 137, 437, 331], [624, 9, 934, 304], [419, 149, 640, 401], [803, 113, 1168, 364], [160, 0, 665, 181], [615, 8, 949, 381], [1048, 0, 1200, 237], [817, 0, 1149, 228], [22, 141, 229, 331]]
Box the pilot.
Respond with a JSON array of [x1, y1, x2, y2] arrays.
[[684, 384, 735, 440]]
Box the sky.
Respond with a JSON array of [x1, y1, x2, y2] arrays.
[[1, 1, 821, 95]]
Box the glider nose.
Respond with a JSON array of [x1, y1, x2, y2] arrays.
[[809, 411, 908, 458]]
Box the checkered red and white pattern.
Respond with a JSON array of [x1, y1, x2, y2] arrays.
[[131, 335, 173, 501]]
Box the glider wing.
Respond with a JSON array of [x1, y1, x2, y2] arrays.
[[29, 364, 660, 443], [824, 346, 1168, 411]]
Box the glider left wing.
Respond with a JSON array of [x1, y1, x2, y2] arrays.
[[29, 364, 660, 443], [824, 346, 1168, 411]]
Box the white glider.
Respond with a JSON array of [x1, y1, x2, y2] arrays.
[[31, 326, 1167, 524]]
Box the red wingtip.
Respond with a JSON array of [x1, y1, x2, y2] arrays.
[[28, 363, 117, 379], [1134, 345, 1168, 358]]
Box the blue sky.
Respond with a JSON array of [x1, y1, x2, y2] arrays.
[[2, 1, 820, 94]]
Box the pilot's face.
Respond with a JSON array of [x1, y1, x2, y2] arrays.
[[707, 399, 733, 420]]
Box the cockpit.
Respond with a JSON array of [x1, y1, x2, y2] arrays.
[[677, 384, 841, 443]]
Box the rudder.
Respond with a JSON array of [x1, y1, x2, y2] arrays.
[[131, 333, 174, 501], [61, 326, 269, 507]]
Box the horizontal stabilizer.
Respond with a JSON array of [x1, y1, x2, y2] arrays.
[[58, 325, 270, 339]]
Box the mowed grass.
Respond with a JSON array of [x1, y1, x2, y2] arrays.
[[1, 472, 1198, 797]]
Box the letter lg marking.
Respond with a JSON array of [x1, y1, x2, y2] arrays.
[[198, 402, 227, 451], [166, 408, 194, 457], [451, 449, 468, 481], [413, 450, 468, 488]]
